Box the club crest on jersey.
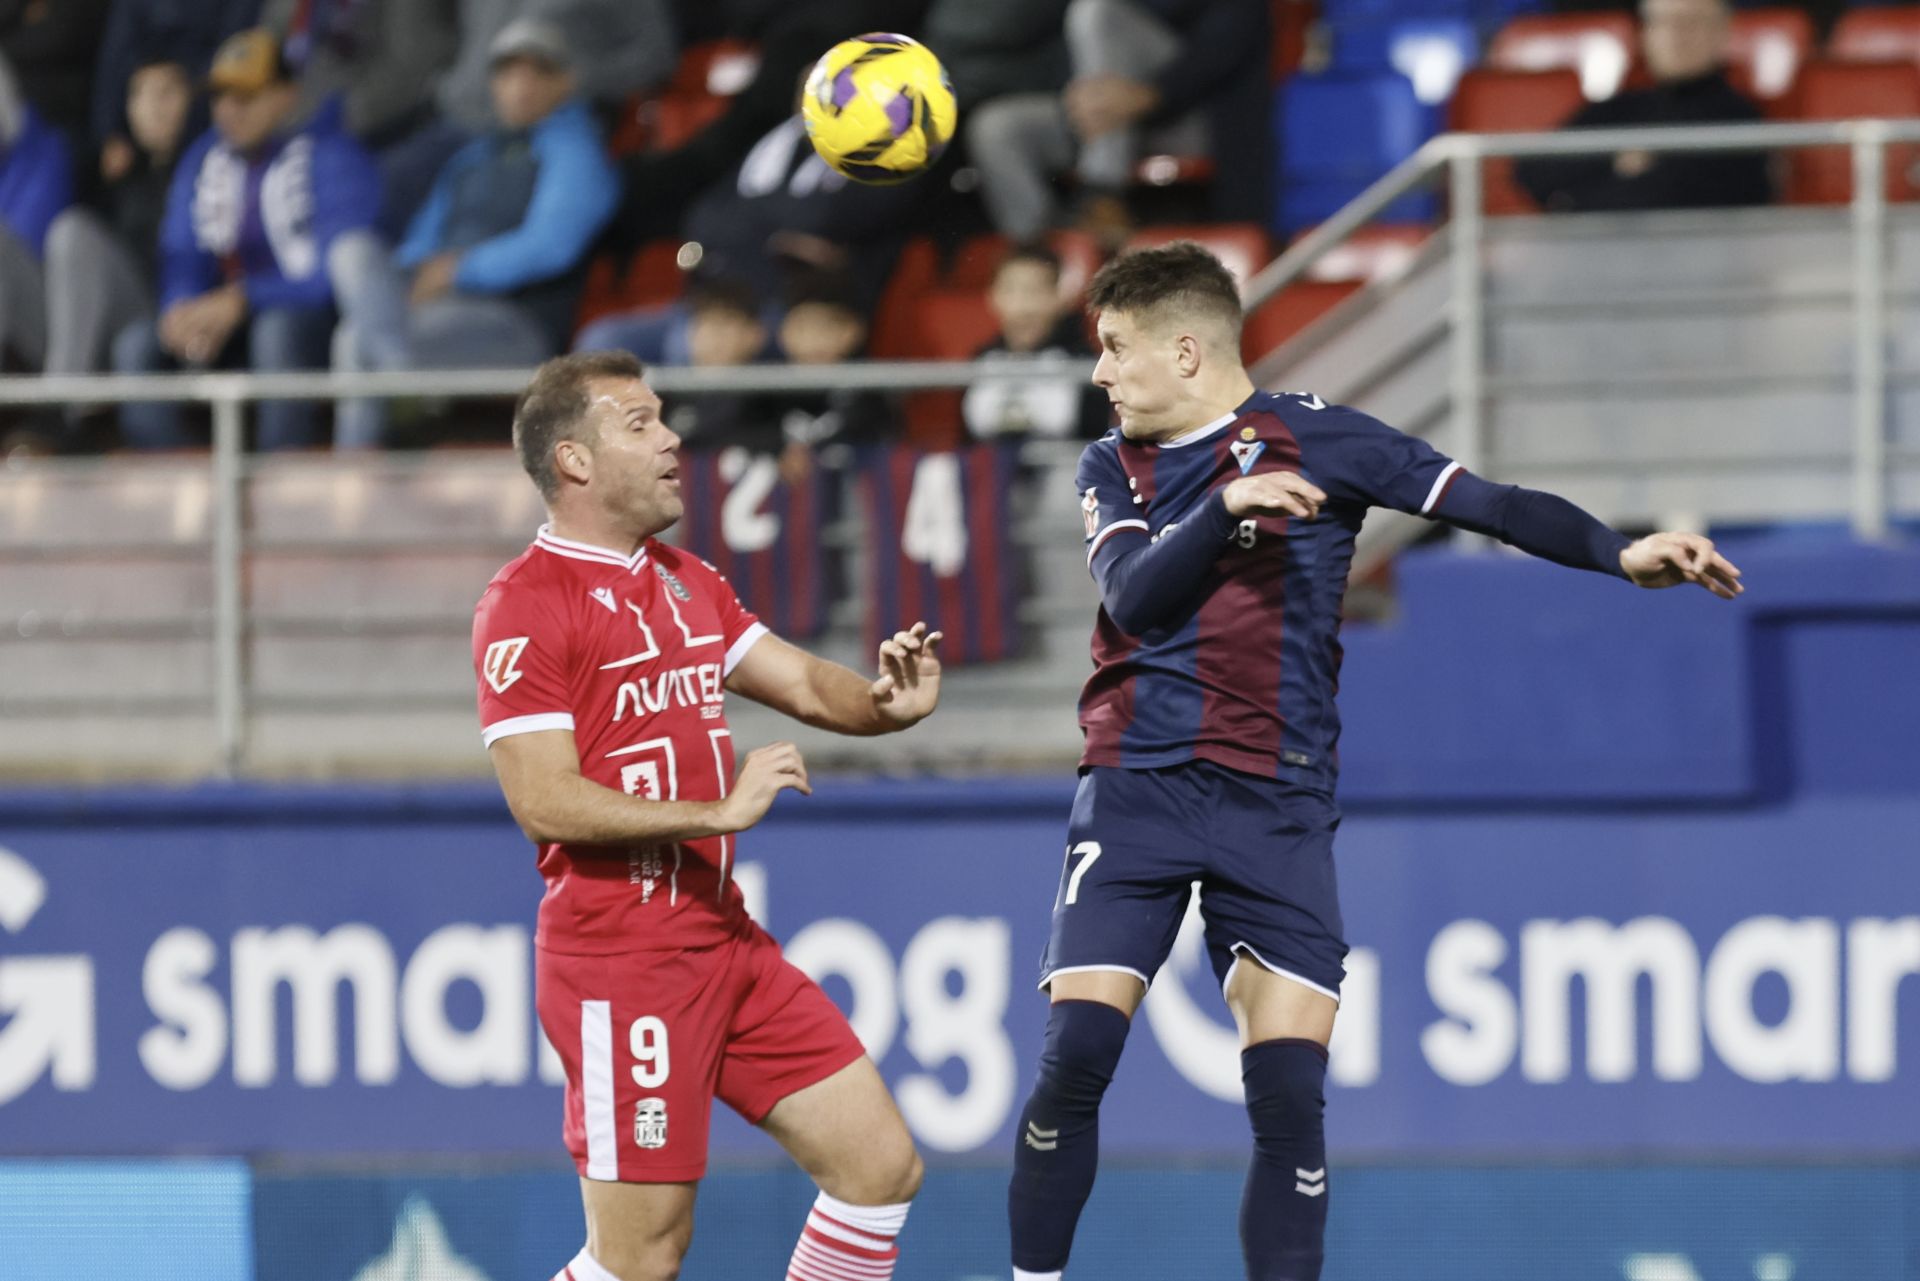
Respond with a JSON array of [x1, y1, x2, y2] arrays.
[[589, 586, 618, 614], [635, 1098, 668, 1150], [1081, 488, 1100, 537], [482, 637, 529, 693], [1230, 439, 1266, 474], [653, 563, 692, 602]]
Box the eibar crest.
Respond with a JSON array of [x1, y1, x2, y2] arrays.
[[1081, 488, 1100, 538], [1229, 439, 1266, 475], [653, 562, 692, 602]]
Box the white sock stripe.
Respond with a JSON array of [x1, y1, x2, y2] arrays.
[[806, 1213, 896, 1253], [566, 1248, 622, 1281], [811, 1191, 911, 1238], [798, 1235, 895, 1269], [794, 1244, 893, 1280], [1012, 1271, 1064, 1281]]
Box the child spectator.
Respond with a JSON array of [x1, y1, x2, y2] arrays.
[[963, 244, 1110, 441], [0, 51, 75, 371], [770, 271, 899, 481], [661, 276, 783, 453]]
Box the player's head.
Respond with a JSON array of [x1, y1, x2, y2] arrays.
[[991, 242, 1066, 354], [513, 351, 683, 535], [1085, 242, 1246, 440]]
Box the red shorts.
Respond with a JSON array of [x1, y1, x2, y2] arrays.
[[536, 918, 866, 1183]]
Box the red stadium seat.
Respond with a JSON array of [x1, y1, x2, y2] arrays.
[[1242, 281, 1362, 364], [870, 237, 942, 359], [1447, 68, 1586, 215], [1125, 223, 1273, 285], [573, 240, 687, 329], [1782, 59, 1920, 204], [1292, 224, 1431, 282], [1829, 7, 1920, 73], [1273, 0, 1317, 80], [609, 40, 759, 155], [1726, 8, 1816, 101], [1487, 13, 1637, 101], [910, 290, 1002, 360]]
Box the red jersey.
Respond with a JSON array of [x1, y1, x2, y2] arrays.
[[472, 525, 770, 954]]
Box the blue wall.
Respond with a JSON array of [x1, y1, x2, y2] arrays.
[[0, 543, 1915, 1167]]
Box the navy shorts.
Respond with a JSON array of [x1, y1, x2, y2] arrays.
[[1038, 760, 1348, 1002]]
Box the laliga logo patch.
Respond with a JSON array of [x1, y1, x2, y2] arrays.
[[1230, 439, 1265, 475], [1081, 488, 1101, 538], [635, 1097, 668, 1149], [482, 637, 529, 693], [654, 563, 692, 602]]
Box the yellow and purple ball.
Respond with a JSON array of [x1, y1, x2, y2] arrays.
[[801, 33, 957, 185]]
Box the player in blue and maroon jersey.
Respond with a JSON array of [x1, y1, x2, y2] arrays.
[[1006, 243, 1744, 1281]]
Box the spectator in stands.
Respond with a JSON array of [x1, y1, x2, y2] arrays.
[[963, 244, 1109, 441], [19, 57, 193, 450], [579, 81, 927, 362], [1514, 0, 1773, 212], [924, 0, 1073, 110], [661, 276, 785, 451], [113, 30, 383, 450], [331, 18, 620, 448], [0, 51, 74, 372], [260, 0, 457, 158], [966, 0, 1270, 247], [93, 0, 259, 185], [768, 270, 899, 479], [1, 0, 112, 145], [612, 0, 896, 248]]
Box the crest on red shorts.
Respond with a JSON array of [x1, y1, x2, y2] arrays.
[[635, 1098, 668, 1150]]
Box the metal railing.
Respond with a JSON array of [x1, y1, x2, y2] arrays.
[[1241, 117, 1920, 542], [2, 117, 1916, 774]]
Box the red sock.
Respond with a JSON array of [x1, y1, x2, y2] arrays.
[[787, 1190, 911, 1281]]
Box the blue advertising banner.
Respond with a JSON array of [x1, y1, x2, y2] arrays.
[[0, 782, 1916, 1160]]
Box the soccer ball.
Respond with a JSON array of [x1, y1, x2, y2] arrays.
[[801, 33, 957, 185]]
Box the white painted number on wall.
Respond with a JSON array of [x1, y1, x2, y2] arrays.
[[1064, 841, 1102, 906], [630, 1015, 670, 1088]]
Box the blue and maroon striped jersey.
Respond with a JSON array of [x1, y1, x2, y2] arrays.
[[1077, 389, 1463, 791]]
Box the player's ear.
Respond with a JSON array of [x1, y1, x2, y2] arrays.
[[554, 436, 592, 487], [1175, 332, 1203, 378]]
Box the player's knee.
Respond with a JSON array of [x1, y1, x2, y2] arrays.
[[1034, 999, 1132, 1111], [1242, 1039, 1328, 1152]]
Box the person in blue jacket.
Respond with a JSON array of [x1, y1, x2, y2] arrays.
[[330, 18, 619, 448], [113, 28, 381, 450], [0, 51, 76, 372]]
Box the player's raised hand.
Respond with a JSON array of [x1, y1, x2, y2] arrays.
[[722, 742, 811, 830], [1223, 471, 1326, 521], [870, 621, 943, 727], [1619, 532, 1745, 599]]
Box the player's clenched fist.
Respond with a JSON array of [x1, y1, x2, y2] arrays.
[[723, 742, 811, 830], [1223, 471, 1326, 521]]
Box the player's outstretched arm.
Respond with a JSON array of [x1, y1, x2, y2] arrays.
[[724, 623, 943, 736], [488, 728, 809, 844], [1619, 531, 1744, 598]]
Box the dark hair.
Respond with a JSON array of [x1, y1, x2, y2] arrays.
[[513, 351, 645, 499], [1085, 241, 1242, 345], [783, 268, 865, 317], [997, 240, 1062, 282], [686, 276, 762, 321]]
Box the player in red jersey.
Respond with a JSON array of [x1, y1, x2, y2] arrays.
[[473, 352, 943, 1281]]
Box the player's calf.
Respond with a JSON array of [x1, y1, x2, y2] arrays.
[[1240, 1038, 1330, 1281], [1007, 998, 1134, 1278]]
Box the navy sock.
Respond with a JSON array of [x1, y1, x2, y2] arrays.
[[1006, 999, 1132, 1273], [1240, 1038, 1330, 1281]]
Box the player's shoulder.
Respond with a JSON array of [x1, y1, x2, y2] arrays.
[[1075, 428, 1125, 484], [1248, 389, 1394, 445], [475, 543, 572, 625]]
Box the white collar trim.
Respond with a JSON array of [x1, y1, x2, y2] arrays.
[[534, 524, 650, 571], [1157, 410, 1237, 449]]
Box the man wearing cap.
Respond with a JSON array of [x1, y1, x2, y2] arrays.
[[330, 17, 618, 447], [111, 28, 384, 450]]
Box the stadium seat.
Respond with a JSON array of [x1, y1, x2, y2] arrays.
[[609, 39, 759, 155], [1331, 18, 1479, 106], [1125, 224, 1273, 285], [1487, 13, 1636, 101], [574, 240, 687, 329], [1829, 6, 1920, 72], [870, 237, 943, 359], [945, 232, 1102, 298], [1726, 8, 1815, 101], [909, 290, 1002, 360], [1272, 0, 1317, 80], [1781, 59, 1920, 204], [1242, 281, 1363, 363], [1447, 67, 1586, 215], [1294, 223, 1431, 281], [1275, 72, 1439, 233]]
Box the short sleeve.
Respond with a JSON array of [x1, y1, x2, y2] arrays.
[[1076, 439, 1148, 567], [689, 557, 769, 676], [1307, 404, 1463, 517], [472, 582, 577, 747]]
